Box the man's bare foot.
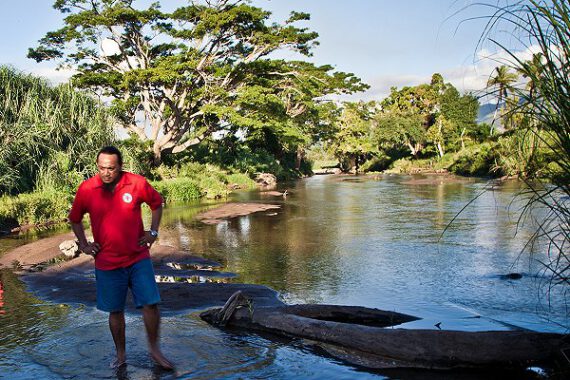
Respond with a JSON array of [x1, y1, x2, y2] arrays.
[[150, 350, 174, 370], [110, 357, 127, 369]]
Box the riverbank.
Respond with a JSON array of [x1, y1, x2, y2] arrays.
[[0, 201, 288, 312]]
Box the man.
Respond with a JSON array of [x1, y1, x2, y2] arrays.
[[69, 145, 173, 370]]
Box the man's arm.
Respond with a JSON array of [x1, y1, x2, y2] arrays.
[[139, 205, 162, 247], [150, 205, 162, 233], [71, 221, 100, 256]]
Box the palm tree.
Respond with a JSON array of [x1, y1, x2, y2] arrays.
[[486, 65, 519, 134], [518, 53, 544, 100]]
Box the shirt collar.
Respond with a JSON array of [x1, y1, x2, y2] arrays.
[[94, 171, 130, 190]]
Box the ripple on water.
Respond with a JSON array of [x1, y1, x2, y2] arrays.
[[23, 313, 283, 379]]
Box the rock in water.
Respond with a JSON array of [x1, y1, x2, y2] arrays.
[[59, 240, 79, 258]]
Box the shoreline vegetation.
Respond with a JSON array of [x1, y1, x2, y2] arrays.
[[0, 169, 507, 237], [1, 0, 568, 302]]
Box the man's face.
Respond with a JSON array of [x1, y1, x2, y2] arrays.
[[97, 153, 122, 184]]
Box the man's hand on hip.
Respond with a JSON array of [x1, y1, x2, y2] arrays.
[[139, 231, 158, 247], [80, 242, 101, 257]]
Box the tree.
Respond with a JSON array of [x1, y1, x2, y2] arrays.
[[330, 102, 376, 173], [29, 0, 365, 165], [486, 65, 519, 134], [373, 112, 426, 157], [439, 86, 479, 150]]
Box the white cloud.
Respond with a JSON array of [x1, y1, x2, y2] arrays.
[[26, 66, 75, 85], [349, 45, 542, 102]]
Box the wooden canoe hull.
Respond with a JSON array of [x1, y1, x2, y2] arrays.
[[201, 302, 568, 370]]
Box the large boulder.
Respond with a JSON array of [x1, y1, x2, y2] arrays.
[[255, 173, 277, 188], [59, 240, 80, 258]]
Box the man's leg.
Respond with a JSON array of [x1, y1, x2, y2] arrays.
[[96, 268, 128, 367], [142, 304, 173, 369], [129, 259, 173, 370], [109, 311, 126, 365]]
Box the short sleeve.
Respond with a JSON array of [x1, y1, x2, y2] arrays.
[[68, 183, 87, 223], [142, 179, 163, 210]]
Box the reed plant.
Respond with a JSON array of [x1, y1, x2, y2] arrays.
[[478, 1, 570, 290], [0, 66, 114, 195]]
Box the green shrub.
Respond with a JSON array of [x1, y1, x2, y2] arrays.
[[361, 153, 391, 172], [226, 173, 257, 189], [197, 176, 230, 199], [0, 191, 73, 228], [151, 179, 202, 203], [449, 143, 499, 177], [386, 158, 415, 174]]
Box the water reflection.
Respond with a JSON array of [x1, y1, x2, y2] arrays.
[[160, 175, 567, 331], [0, 270, 70, 352], [1, 174, 568, 379]]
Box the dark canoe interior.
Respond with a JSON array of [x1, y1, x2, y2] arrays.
[[278, 304, 420, 328]]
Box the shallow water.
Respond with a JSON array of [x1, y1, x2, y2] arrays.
[[0, 174, 568, 379]]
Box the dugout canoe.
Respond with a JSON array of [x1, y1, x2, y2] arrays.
[[200, 291, 569, 370]]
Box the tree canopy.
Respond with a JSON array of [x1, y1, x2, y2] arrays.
[[29, 0, 366, 164]]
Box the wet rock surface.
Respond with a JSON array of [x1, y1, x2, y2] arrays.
[[20, 249, 283, 313], [195, 202, 281, 225]]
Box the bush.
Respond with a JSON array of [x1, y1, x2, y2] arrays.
[[0, 191, 73, 229], [226, 173, 257, 189], [361, 153, 392, 172], [449, 143, 500, 177], [386, 158, 415, 174], [151, 179, 202, 203]]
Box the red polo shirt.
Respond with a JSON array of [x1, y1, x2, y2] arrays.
[[68, 171, 163, 270]]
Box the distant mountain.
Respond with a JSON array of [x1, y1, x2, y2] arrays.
[[478, 102, 498, 125]]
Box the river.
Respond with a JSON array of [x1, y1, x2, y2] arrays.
[[0, 174, 567, 379]]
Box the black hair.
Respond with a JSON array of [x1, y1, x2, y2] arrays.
[[97, 145, 123, 166]]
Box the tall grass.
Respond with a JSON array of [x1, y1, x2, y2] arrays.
[[479, 1, 570, 291], [0, 66, 115, 195]]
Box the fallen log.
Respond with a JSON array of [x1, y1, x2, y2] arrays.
[[200, 292, 569, 370]]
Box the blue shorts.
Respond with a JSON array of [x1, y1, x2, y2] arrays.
[[95, 258, 161, 312]]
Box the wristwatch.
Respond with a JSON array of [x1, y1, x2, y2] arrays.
[[149, 229, 159, 238]]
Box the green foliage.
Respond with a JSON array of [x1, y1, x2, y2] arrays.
[[0, 191, 73, 228], [374, 112, 425, 157], [151, 179, 202, 203], [329, 102, 377, 172], [449, 143, 500, 177], [117, 136, 155, 178], [30, 0, 366, 166], [226, 173, 257, 189], [360, 154, 391, 172], [150, 161, 256, 201], [385, 158, 415, 174], [0, 66, 114, 195]]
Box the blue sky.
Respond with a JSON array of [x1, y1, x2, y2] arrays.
[[0, 0, 523, 100]]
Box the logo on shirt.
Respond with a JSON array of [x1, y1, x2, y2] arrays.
[[122, 192, 133, 203]]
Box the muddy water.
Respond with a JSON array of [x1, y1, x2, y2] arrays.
[[0, 174, 567, 379]]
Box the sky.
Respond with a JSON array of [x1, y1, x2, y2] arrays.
[[0, 0, 529, 101]]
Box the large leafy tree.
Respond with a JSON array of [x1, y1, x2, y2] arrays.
[[375, 74, 478, 158], [373, 111, 425, 157], [376, 82, 438, 157], [330, 102, 377, 173], [29, 0, 364, 165]]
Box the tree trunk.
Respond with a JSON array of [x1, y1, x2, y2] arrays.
[[295, 146, 305, 171], [152, 145, 162, 167]]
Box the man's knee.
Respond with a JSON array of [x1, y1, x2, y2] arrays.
[[142, 303, 159, 311]]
